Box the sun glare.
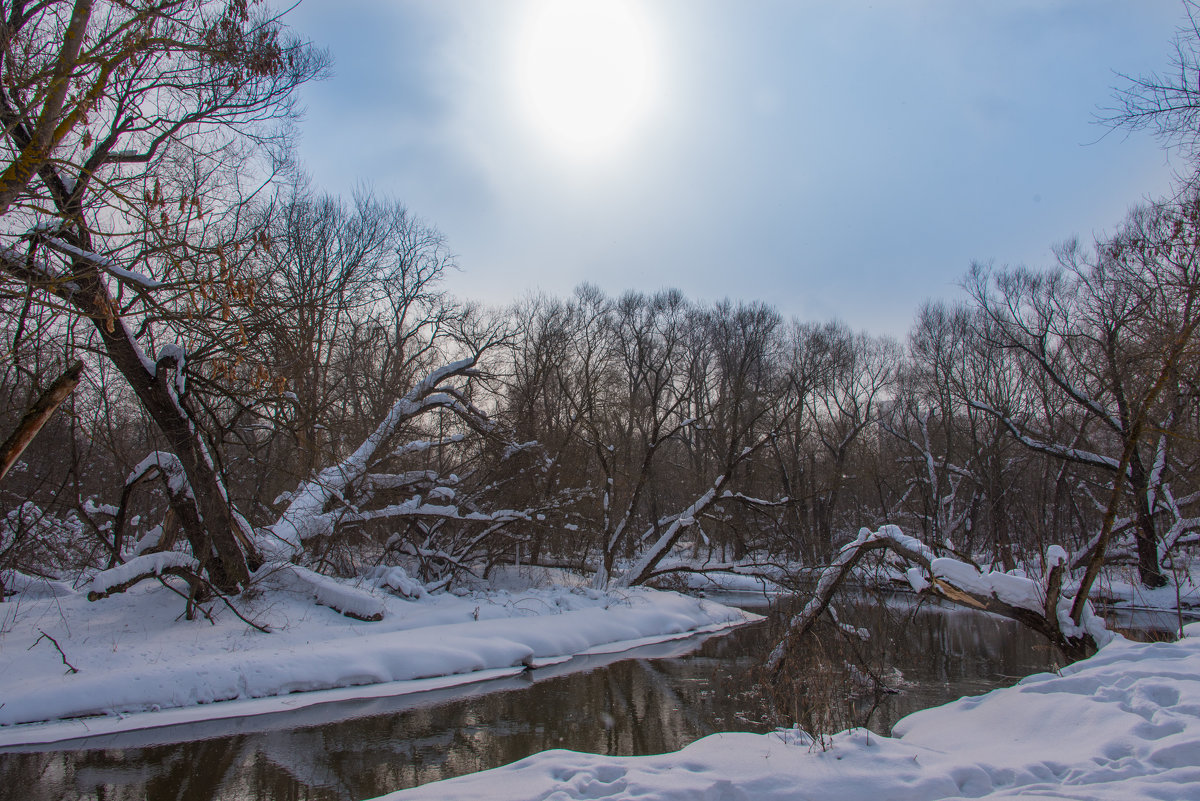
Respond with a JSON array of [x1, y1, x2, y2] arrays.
[[517, 0, 656, 159]]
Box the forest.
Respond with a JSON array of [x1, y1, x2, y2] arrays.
[[1, 0, 1198, 635]]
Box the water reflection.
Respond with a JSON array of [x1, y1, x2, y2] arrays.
[[2, 598, 1068, 801]]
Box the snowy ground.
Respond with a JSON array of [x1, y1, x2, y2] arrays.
[[0, 567, 756, 746], [374, 622, 1200, 801]]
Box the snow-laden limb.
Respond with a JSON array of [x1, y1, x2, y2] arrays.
[[104, 450, 205, 571], [642, 557, 791, 591], [1158, 486, 1200, 560], [263, 357, 481, 559], [257, 564, 387, 621], [767, 525, 1107, 673], [340, 501, 530, 526], [86, 552, 200, 600], [127, 451, 193, 499], [391, 436, 464, 458], [610, 433, 776, 589], [363, 565, 427, 599], [969, 401, 1122, 471], [38, 236, 163, 289], [612, 486, 718, 589], [362, 470, 441, 493], [765, 525, 930, 671], [154, 344, 187, 395]]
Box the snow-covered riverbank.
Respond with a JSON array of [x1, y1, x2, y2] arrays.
[[0, 572, 756, 746], [375, 623, 1200, 801]]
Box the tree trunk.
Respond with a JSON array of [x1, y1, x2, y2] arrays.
[[1129, 455, 1168, 588], [95, 314, 252, 591], [0, 360, 83, 483]]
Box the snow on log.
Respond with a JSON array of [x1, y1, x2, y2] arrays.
[[258, 564, 386, 622], [87, 552, 200, 601], [4, 570, 77, 599]]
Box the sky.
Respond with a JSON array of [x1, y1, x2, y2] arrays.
[[283, 0, 1187, 337]]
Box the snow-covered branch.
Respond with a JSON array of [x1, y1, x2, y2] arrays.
[[969, 401, 1121, 471], [86, 552, 200, 601], [613, 433, 775, 589], [263, 357, 481, 558], [39, 236, 162, 289]]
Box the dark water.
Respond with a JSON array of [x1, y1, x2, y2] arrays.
[[0, 595, 1085, 801]]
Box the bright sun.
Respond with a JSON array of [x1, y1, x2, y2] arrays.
[[516, 0, 656, 159]]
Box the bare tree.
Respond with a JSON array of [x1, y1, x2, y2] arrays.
[[0, 0, 326, 590], [1106, 0, 1200, 158], [966, 194, 1200, 589]]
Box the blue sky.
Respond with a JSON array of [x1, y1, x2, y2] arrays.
[[284, 1, 1185, 336]]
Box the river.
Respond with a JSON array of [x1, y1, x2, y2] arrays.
[[0, 592, 1174, 801]]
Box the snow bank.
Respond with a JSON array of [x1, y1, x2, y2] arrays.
[[1094, 565, 1200, 613], [375, 623, 1200, 801], [0, 577, 755, 743]]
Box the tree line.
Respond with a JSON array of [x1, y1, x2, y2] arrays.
[[1, 1, 1198, 608]]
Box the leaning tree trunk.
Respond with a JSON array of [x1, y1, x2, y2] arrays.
[[0, 359, 83, 483], [90, 292, 253, 592]]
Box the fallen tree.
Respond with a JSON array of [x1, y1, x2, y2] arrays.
[[766, 525, 1112, 681]]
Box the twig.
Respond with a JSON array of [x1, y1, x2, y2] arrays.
[[30, 628, 77, 674], [177, 569, 272, 634], [200, 574, 272, 634]]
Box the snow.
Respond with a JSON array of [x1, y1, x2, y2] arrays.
[[931, 557, 1045, 613], [0, 577, 755, 744], [2, 571, 75, 599], [905, 566, 930, 594], [1095, 565, 1200, 613], [154, 343, 187, 394], [364, 564, 428, 599], [126, 451, 193, 498], [373, 623, 1200, 801]]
